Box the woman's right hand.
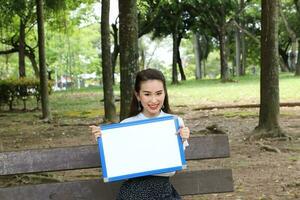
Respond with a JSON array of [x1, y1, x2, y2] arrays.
[[89, 125, 102, 142]]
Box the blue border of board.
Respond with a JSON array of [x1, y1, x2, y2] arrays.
[[97, 115, 187, 182]]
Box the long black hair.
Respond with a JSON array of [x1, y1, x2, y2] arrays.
[[128, 68, 171, 117]]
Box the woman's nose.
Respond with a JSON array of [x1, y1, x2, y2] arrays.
[[150, 95, 158, 103]]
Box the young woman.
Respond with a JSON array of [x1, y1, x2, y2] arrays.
[[90, 68, 190, 200]]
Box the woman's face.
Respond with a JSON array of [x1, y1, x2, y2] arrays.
[[136, 80, 165, 118]]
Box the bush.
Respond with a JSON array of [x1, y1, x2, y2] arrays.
[[0, 78, 53, 110]]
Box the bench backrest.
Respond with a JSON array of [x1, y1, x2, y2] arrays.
[[0, 135, 233, 200]]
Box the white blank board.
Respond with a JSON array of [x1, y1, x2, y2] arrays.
[[98, 115, 186, 182]]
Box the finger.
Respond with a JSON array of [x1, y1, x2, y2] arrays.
[[94, 133, 101, 141], [180, 128, 189, 137]]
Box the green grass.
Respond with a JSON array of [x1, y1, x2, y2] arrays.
[[4, 73, 299, 118], [49, 85, 121, 118], [168, 73, 300, 106], [218, 111, 258, 118], [50, 89, 105, 118]]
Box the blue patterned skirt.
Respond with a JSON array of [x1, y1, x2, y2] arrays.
[[116, 176, 181, 200]]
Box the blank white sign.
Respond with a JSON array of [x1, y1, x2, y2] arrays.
[[98, 115, 186, 182]]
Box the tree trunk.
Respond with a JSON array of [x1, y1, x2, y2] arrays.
[[139, 39, 146, 70], [101, 0, 117, 122], [119, 0, 139, 120], [219, 26, 229, 81], [111, 23, 119, 84], [5, 55, 10, 75], [172, 33, 179, 84], [19, 18, 26, 78], [240, 0, 246, 76], [256, 0, 283, 137], [172, 25, 179, 84], [36, 0, 51, 121], [240, 30, 246, 75], [177, 36, 186, 81], [193, 32, 202, 79], [25, 47, 39, 78], [235, 26, 241, 76], [203, 60, 207, 78], [296, 40, 300, 76], [290, 41, 297, 71], [278, 47, 290, 72]]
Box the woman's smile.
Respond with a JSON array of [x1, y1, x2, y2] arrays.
[[148, 104, 159, 110]]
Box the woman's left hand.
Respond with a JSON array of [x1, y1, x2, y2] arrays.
[[179, 126, 190, 141]]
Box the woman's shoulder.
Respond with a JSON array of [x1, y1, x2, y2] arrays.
[[120, 113, 146, 123], [120, 116, 139, 123], [161, 112, 184, 126], [120, 111, 184, 126]]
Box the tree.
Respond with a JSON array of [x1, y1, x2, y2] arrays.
[[154, 1, 186, 83], [18, 18, 26, 77], [239, 0, 246, 76], [186, 0, 238, 81], [138, 0, 188, 83], [119, 0, 139, 120], [233, 0, 246, 76], [255, 0, 284, 138], [0, 0, 96, 79], [0, 0, 37, 77], [193, 32, 202, 79], [36, 0, 51, 121], [101, 0, 117, 122], [111, 20, 120, 84], [292, 0, 300, 76], [279, 1, 298, 72]]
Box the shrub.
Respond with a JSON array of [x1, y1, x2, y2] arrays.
[[0, 78, 53, 110]]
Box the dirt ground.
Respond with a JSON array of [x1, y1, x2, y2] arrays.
[[0, 106, 299, 200]]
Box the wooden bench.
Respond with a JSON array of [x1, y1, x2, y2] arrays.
[[0, 135, 233, 199]]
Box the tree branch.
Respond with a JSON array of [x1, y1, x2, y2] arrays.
[[0, 48, 18, 55], [232, 20, 260, 44], [279, 2, 298, 41]]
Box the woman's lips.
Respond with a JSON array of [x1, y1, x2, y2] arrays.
[[148, 104, 159, 110]]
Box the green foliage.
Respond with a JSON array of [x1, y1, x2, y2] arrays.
[[278, 1, 300, 52], [1, 0, 299, 82], [0, 1, 100, 78], [45, 23, 101, 78], [0, 78, 53, 110]]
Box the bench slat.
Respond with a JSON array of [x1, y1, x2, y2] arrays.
[[0, 169, 233, 200], [172, 169, 234, 195], [0, 135, 230, 175]]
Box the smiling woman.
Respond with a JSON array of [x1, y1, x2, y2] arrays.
[[90, 68, 190, 200]]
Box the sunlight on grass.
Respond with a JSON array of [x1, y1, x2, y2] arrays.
[[168, 76, 260, 106], [40, 73, 300, 117], [168, 73, 300, 106]]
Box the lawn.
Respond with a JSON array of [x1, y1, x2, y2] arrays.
[[46, 73, 300, 118]]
